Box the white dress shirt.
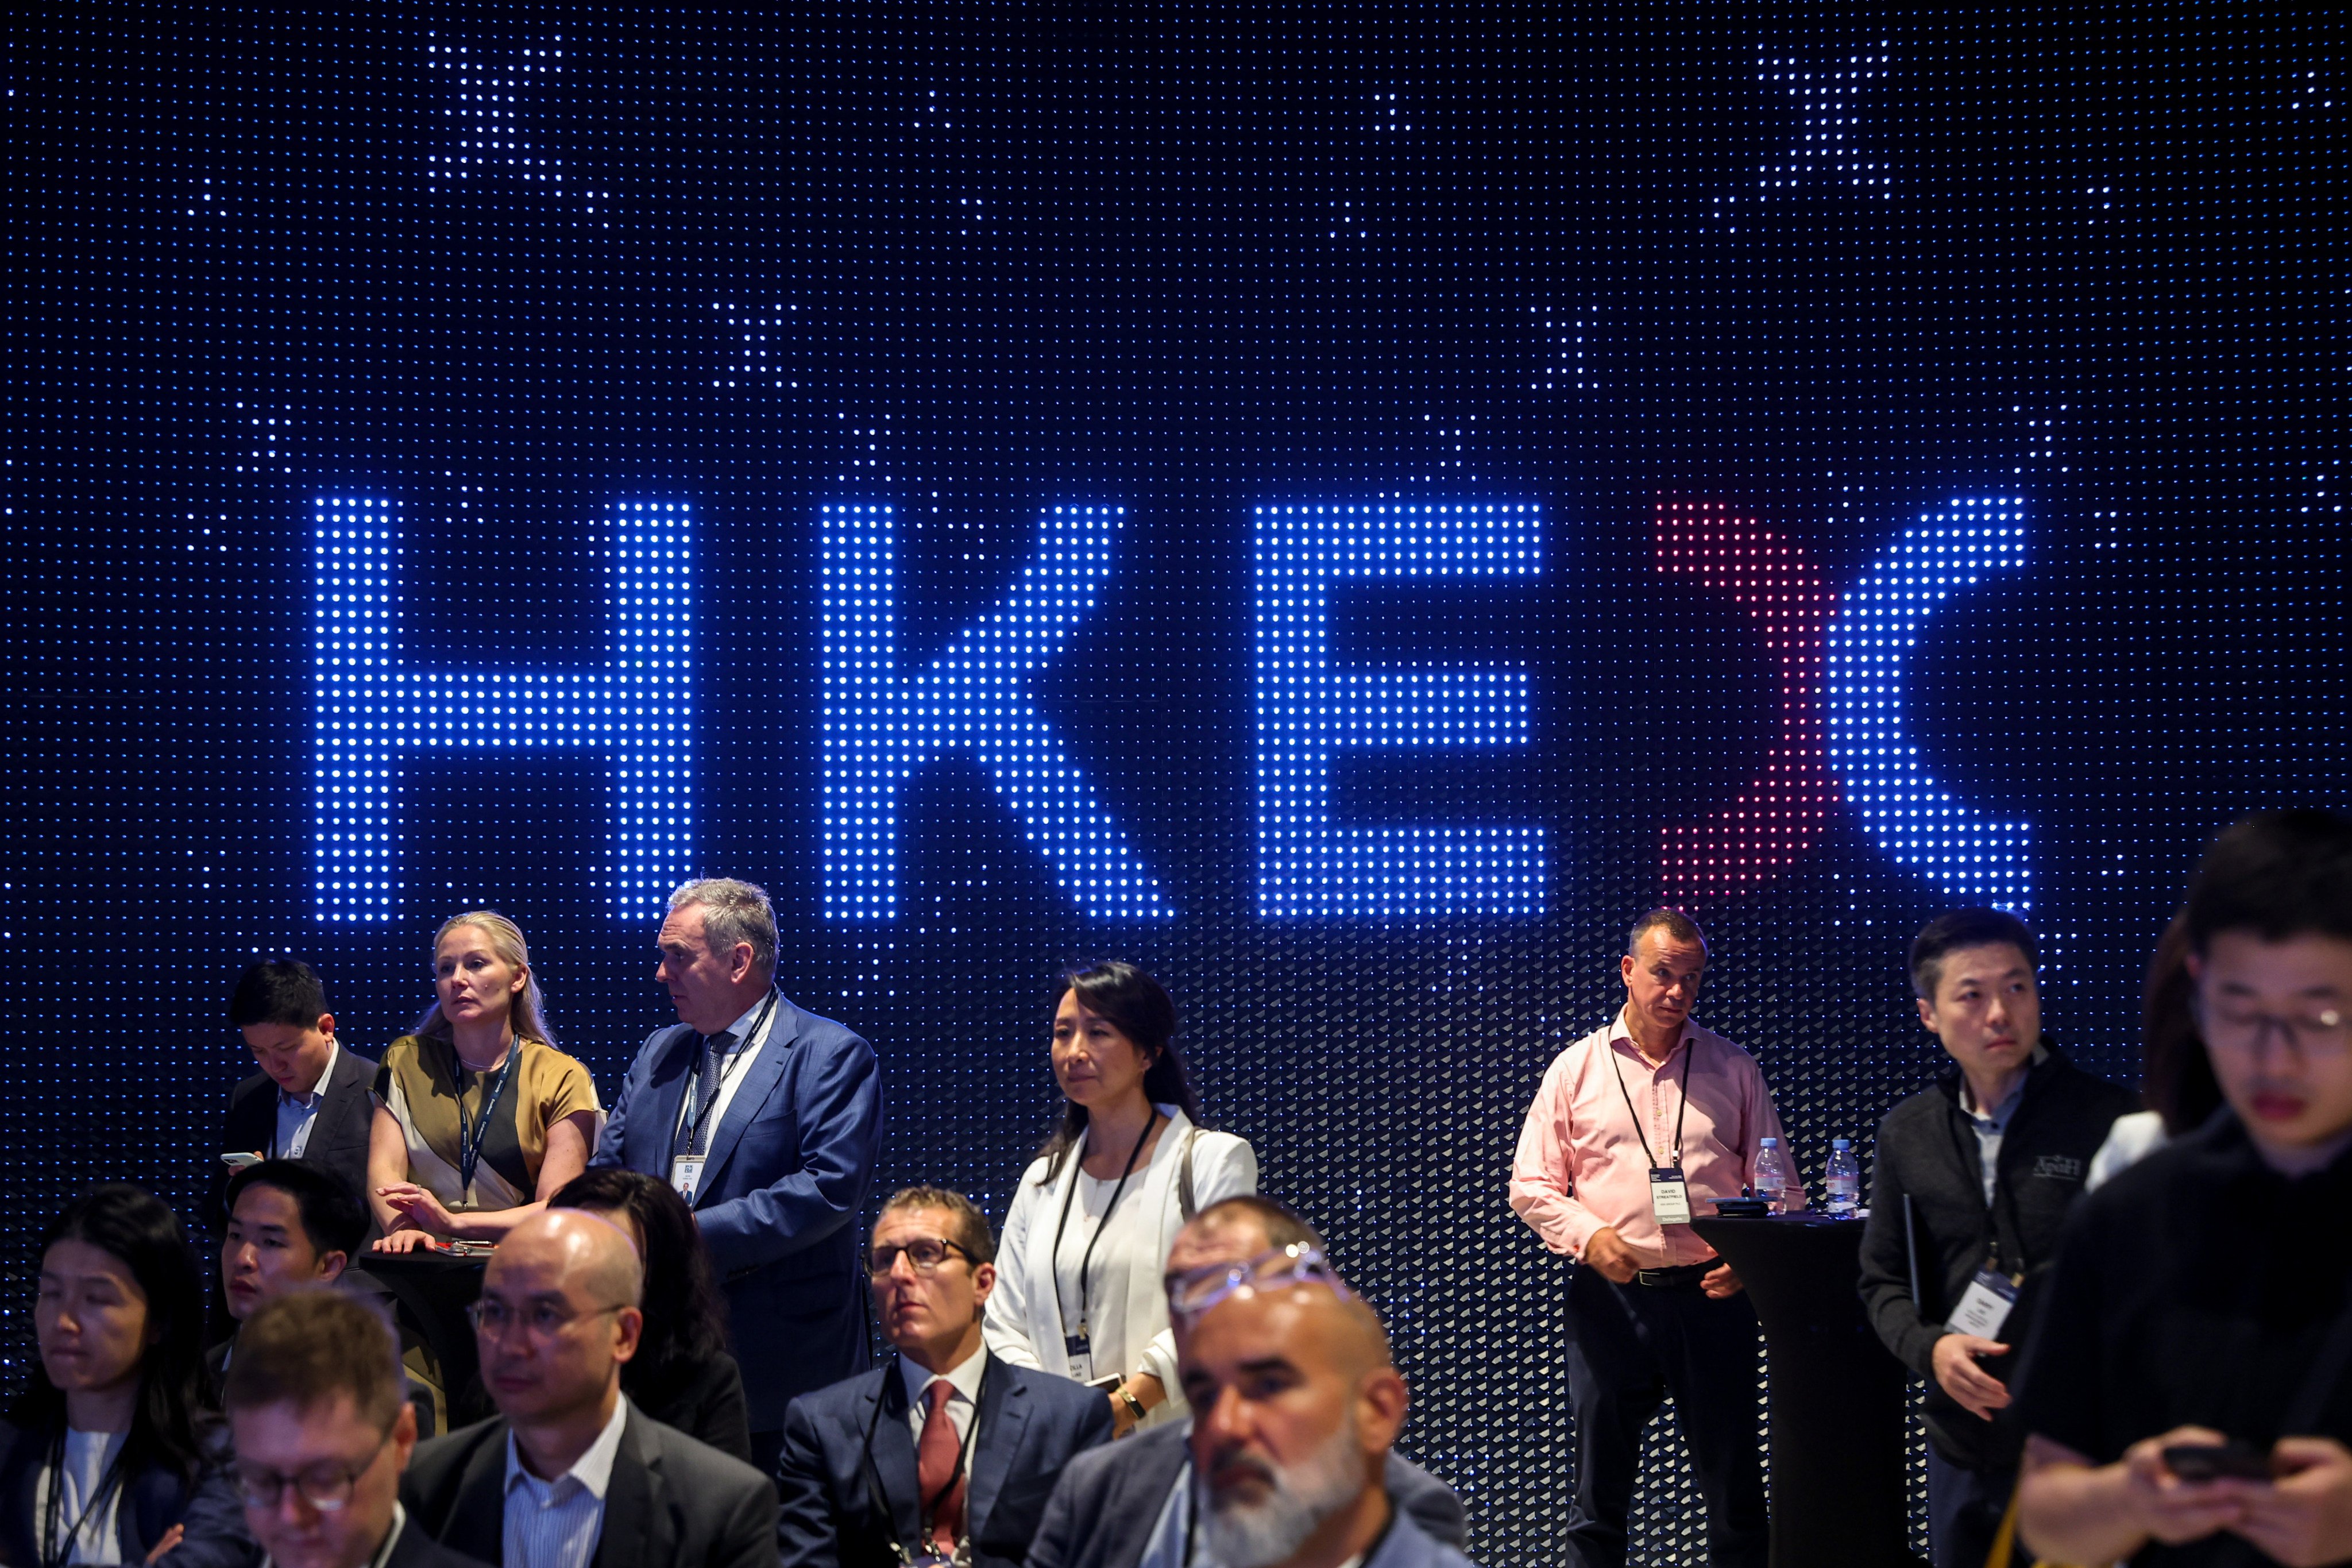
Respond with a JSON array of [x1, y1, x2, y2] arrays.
[[274, 1038, 341, 1160], [1956, 1046, 2044, 1204], [670, 993, 781, 1149], [898, 1341, 988, 1451], [503, 1396, 630, 1568]]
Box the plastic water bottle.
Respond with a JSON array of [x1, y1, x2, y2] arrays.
[[1824, 1138, 1861, 1217], [1753, 1136, 1797, 1215]]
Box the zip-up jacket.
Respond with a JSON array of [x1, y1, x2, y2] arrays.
[[1857, 1039, 2136, 1467]]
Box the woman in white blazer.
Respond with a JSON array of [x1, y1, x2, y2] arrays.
[[984, 961, 1257, 1435]]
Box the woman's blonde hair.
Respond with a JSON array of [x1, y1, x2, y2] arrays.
[[414, 910, 556, 1046]]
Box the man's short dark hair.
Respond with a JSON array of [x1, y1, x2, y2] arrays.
[[2184, 809, 2352, 956], [1190, 1194, 1327, 1253], [228, 959, 329, 1030], [1908, 909, 2038, 1001], [224, 1160, 369, 1262], [1627, 907, 1708, 957], [878, 1187, 996, 1265], [223, 1292, 404, 1428]]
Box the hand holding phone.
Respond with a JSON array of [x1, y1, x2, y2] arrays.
[[2161, 1442, 2274, 1484]]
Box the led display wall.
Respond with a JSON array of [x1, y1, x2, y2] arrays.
[[5, 2, 2345, 1559]]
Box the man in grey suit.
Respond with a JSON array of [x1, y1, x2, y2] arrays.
[[400, 1211, 777, 1568], [1027, 1198, 1467, 1568]]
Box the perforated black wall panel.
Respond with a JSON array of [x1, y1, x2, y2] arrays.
[[5, 3, 2344, 1561]]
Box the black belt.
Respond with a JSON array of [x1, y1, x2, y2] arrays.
[[1631, 1262, 1714, 1289]]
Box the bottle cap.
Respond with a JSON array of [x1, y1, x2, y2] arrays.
[[1760, 1136, 1778, 1148], [1832, 1137, 1852, 1149]]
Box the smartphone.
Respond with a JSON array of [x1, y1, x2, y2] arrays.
[[2162, 1442, 2273, 1482], [218, 1151, 263, 1171]]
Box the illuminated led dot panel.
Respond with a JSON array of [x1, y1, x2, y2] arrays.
[[1827, 501, 2032, 912], [8, 7, 2347, 1566], [1255, 503, 1544, 918], [821, 502, 1172, 922], [313, 499, 692, 921]]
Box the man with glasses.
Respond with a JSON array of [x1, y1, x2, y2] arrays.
[[2015, 810, 2352, 1568], [1029, 1196, 1466, 1568], [1508, 908, 1793, 1568], [223, 1290, 486, 1567], [1855, 907, 2135, 1568], [400, 1209, 777, 1568], [775, 1187, 1113, 1568]]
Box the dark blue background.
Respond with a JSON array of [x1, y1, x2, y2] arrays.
[[5, 3, 2345, 1558]]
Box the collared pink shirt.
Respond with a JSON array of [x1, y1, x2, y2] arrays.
[[1509, 1006, 1799, 1267]]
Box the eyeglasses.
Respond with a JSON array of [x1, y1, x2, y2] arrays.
[[234, 1423, 396, 1512], [2192, 997, 2350, 1058], [466, 1298, 629, 1342], [866, 1237, 975, 1277], [1167, 1244, 1354, 1323]]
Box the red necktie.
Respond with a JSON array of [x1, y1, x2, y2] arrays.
[[917, 1379, 967, 1550]]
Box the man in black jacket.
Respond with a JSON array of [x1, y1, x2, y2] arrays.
[[401, 1210, 777, 1568], [218, 959, 380, 1238], [1857, 907, 2134, 1568]]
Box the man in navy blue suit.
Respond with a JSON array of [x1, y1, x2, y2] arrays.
[[775, 1187, 1115, 1568], [593, 876, 884, 1476]]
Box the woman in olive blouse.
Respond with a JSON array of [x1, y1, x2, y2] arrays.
[[367, 912, 604, 1252]]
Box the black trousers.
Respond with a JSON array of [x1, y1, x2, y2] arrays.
[[1560, 1262, 1771, 1568], [1926, 1447, 2014, 1568]]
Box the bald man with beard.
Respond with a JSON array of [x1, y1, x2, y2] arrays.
[[1028, 1198, 1466, 1568], [400, 1210, 777, 1568], [1178, 1251, 1475, 1568]]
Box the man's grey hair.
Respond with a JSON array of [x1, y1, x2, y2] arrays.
[[1627, 905, 1708, 958], [669, 878, 778, 977]]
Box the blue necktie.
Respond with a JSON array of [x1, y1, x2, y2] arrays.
[[686, 1033, 731, 1156]]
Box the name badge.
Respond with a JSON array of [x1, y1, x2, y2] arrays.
[[1948, 1268, 2019, 1339], [1650, 1167, 1693, 1226], [1063, 1331, 1093, 1384], [669, 1156, 705, 1204]]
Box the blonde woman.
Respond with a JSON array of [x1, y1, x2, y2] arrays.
[[367, 912, 604, 1253]]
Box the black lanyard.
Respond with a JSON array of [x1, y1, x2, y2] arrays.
[[1049, 1109, 1160, 1343], [681, 993, 776, 1156], [449, 1038, 520, 1196], [40, 1426, 128, 1568], [1948, 1088, 2032, 1278], [1611, 1036, 1694, 1169], [859, 1357, 990, 1557]]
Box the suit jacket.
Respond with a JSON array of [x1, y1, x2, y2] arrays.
[[777, 1353, 1115, 1568], [400, 1404, 777, 1568], [0, 1416, 257, 1568], [214, 1041, 382, 1233], [1025, 1421, 1468, 1568], [384, 1513, 497, 1568], [590, 994, 883, 1432], [631, 1348, 755, 1464]]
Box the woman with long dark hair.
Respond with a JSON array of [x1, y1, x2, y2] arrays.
[[1, 1184, 252, 1566], [2088, 911, 2227, 1188], [549, 1167, 752, 1462], [984, 961, 1256, 1436]]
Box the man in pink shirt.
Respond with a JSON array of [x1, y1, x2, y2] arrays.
[[1508, 908, 1794, 1568]]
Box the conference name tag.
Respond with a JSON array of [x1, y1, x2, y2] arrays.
[[669, 1155, 706, 1204], [1948, 1268, 2019, 1339], [1064, 1331, 1094, 1384], [1649, 1168, 1693, 1226]]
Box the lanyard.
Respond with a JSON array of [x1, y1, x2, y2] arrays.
[[1947, 1090, 2032, 1277], [681, 993, 776, 1154], [860, 1357, 990, 1557], [449, 1038, 520, 1196], [40, 1427, 126, 1568], [1049, 1108, 1160, 1342], [1610, 1036, 1694, 1168]]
